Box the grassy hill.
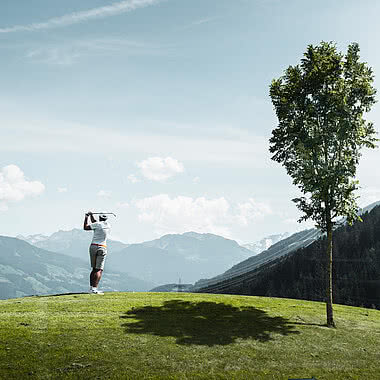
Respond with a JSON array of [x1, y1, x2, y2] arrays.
[[1, 292, 379, 379]]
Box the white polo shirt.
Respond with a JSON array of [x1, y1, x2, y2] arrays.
[[90, 221, 111, 246]]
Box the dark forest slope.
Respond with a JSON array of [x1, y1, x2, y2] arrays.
[[198, 206, 380, 309]]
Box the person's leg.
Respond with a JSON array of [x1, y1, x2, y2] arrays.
[[91, 268, 103, 287], [89, 245, 97, 288], [88, 248, 107, 293], [90, 268, 100, 287], [94, 248, 106, 288]]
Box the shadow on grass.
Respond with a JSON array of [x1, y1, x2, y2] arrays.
[[30, 292, 89, 298], [120, 299, 299, 346], [291, 321, 327, 327]]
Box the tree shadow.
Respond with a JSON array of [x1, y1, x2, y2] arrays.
[[120, 299, 299, 346], [291, 321, 327, 328]]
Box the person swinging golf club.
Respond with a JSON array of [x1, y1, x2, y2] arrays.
[[83, 211, 111, 294]]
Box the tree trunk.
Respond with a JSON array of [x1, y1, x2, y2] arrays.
[[326, 221, 336, 328]]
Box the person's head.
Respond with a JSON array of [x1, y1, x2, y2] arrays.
[[99, 214, 108, 221]]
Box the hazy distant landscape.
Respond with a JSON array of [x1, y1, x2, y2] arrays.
[[1, 229, 280, 299], [2, 201, 379, 310]]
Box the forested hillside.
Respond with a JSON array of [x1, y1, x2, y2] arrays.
[[198, 206, 380, 309], [193, 228, 320, 290]]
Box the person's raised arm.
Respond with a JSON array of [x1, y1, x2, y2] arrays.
[[89, 212, 96, 223], [83, 211, 96, 230]]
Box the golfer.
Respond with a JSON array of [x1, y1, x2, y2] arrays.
[[83, 211, 111, 294]]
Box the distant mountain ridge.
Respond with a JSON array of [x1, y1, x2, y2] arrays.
[[15, 230, 263, 288], [0, 236, 153, 300], [15, 228, 321, 289], [18, 228, 129, 260], [108, 232, 255, 285], [141, 232, 252, 260], [5, 200, 379, 300]]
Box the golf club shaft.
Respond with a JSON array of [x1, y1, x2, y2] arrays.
[[90, 212, 116, 216]]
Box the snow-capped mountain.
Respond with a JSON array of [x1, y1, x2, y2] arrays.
[[17, 233, 49, 245], [242, 233, 290, 255]]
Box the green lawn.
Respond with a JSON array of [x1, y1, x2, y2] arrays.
[[0, 292, 379, 379]]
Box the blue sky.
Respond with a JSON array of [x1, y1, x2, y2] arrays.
[[1, 0, 379, 243]]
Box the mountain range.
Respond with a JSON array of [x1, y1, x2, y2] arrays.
[[18, 230, 256, 285], [17, 229, 129, 260], [2, 229, 299, 299], [4, 200, 379, 300], [0, 236, 152, 300], [107, 232, 255, 284], [0, 226, 325, 299]]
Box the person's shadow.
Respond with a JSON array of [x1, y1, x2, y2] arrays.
[[120, 299, 299, 346]]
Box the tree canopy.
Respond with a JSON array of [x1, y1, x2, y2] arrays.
[[269, 41, 378, 327], [269, 41, 378, 232]]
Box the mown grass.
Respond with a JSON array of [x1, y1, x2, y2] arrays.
[[0, 292, 379, 379]]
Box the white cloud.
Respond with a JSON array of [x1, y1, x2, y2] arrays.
[[97, 190, 112, 198], [135, 194, 231, 236], [134, 194, 273, 237], [0, 165, 45, 209], [235, 198, 272, 226], [193, 176, 200, 184], [0, 0, 161, 33], [117, 202, 130, 208], [127, 174, 140, 183], [137, 157, 185, 181], [58, 187, 68, 193]]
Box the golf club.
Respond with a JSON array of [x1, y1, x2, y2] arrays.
[[90, 212, 117, 217]]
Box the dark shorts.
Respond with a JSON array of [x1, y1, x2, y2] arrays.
[[89, 245, 107, 270]]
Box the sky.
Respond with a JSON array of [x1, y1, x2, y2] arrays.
[[1, 0, 379, 244]]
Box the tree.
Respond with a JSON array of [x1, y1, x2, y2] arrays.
[[269, 41, 378, 327]]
